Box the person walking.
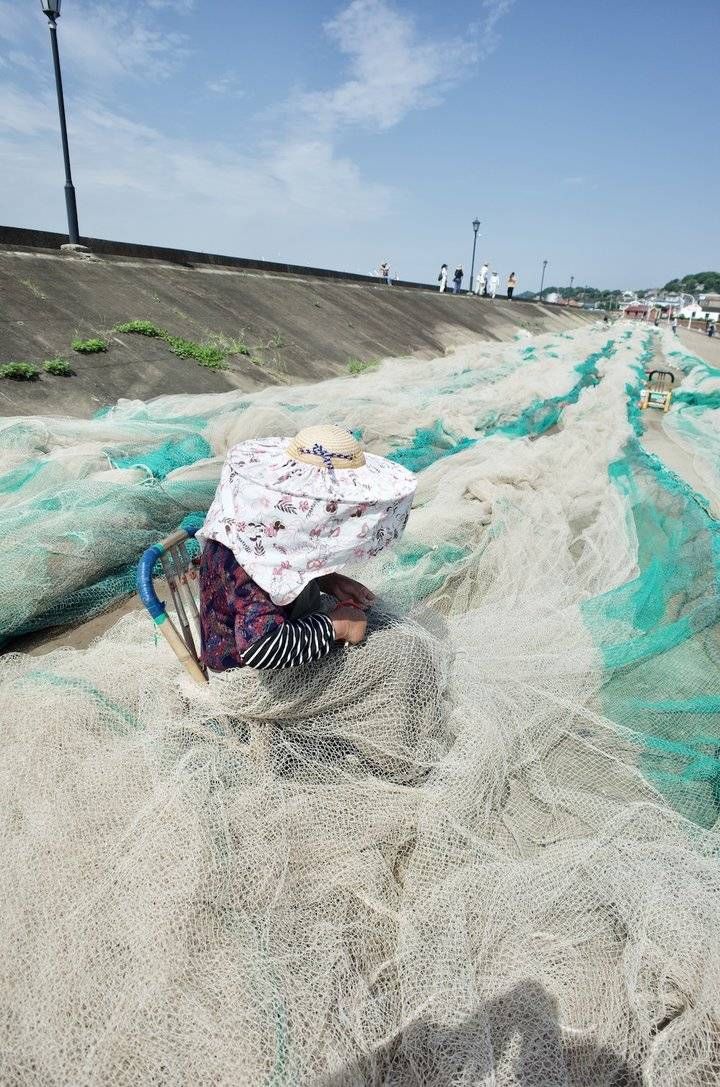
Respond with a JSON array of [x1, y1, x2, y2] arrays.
[[476, 262, 488, 296], [671, 316, 678, 335], [453, 266, 464, 294], [709, 322, 716, 339], [488, 270, 499, 300], [379, 261, 391, 285], [438, 264, 448, 293], [506, 272, 518, 300]]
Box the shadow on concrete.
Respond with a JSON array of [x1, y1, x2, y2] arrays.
[[320, 980, 642, 1086]]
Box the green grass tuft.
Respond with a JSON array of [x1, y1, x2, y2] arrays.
[[206, 333, 252, 357], [0, 362, 40, 381], [72, 338, 107, 354], [43, 358, 74, 376], [114, 320, 164, 337], [162, 336, 228, 369], [111, 319, 248, 370], [347, 357, 379, 376]]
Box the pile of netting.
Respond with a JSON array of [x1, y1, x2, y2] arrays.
[[1, 322, 719, 1085]]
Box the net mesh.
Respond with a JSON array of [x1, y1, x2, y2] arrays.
[[1, 322, 719, 1085]]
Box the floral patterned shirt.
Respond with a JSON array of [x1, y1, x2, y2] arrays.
[[199, 539, 334, 672]]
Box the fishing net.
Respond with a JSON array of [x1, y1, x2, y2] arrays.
[[1, 322, 719, 1085]]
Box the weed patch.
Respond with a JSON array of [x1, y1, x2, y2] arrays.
[[0, 362, 40, 381], [115, 321, 163, 337], [347, 358, 379, 376], [43, 359, 74, 377], [72, 338, 107, 354]]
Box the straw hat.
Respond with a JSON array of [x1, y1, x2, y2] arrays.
[[287, 425, 366, 470]]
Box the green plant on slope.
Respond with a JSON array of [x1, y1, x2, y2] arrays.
[[347, 357, 379, 376], [113, 320, 234, 370], [162, 336, 227, 369], [114, 320, 164, 337], [72, 338, 107, 354], [43, 359, 74, 376], [206, 333, 252, 357], [0, 362, 40, 380]]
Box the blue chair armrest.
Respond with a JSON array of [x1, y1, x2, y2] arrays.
[[136, 544, 166, 621]]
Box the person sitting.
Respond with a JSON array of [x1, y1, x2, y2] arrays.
[[197, 425, 416, 673]]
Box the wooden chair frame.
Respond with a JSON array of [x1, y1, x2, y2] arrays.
[[136, 526, 208, 684], [639, 369, 675, 413]]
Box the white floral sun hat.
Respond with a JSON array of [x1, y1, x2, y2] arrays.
[[198, 425, 417, 605]]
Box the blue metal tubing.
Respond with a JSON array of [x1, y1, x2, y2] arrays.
[[136, 525, 199, 621], [136, 544, 166, 620]]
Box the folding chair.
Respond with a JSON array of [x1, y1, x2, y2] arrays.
[[639, 370, 674, 413], [136, 525, 209, 684]]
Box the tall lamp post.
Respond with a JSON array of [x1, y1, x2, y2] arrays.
[[539, 259, 548, 300], [41, 0, 81, 245], [469, 218, 481, 295]]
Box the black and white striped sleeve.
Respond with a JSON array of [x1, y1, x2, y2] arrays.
[[241, 613, 335, 669]]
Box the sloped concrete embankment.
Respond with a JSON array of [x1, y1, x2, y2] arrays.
[[0, 244, 595, 417]]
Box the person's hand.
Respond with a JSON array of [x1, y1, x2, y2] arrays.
[[330, 605, 368, 646], [319, 573, 375, 610]]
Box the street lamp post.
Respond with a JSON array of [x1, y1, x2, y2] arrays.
[[40, 0, 81, 245], [469, 218, 481, 296], [539, 259, 548, 300]]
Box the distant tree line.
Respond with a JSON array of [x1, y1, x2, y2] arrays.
[[662, 271, 720, 295], [536, 286, 624, 309], [522, 271, 720, 308]]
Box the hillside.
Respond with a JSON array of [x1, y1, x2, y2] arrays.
[[663, 272, 720, 294]]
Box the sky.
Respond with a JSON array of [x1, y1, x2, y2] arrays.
[[1, 0, 718, 290]]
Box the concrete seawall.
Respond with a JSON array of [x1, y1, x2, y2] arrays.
[[0, 241, 596, 417]]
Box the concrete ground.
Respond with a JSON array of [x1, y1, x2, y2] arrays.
[[0, 244, 595, 417], [676, 325, 720, 368]]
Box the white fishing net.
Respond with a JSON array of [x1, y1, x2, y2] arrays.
[[1, 322, 719, 1085]]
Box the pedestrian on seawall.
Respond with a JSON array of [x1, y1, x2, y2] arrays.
[[489, 271, 499, 300], [438, 264, 448, 292], [453, 266, 463, 294], [477, 261, 488, 296], [507, 272, 517, 300]]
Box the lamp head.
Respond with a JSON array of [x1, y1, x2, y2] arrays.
[[41, 0, 61, 18], [472, 218, 480, 232]]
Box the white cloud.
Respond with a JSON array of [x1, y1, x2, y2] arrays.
[[60, 3, 188, 82], [0, 85, 390, 235], [205, 74, 245, 98], [145, 0, 195, 10], [475, 0, 515, 60], [563, 176, 585, 186], [298, 0, 478, 131], [0, 1, 188, 85]]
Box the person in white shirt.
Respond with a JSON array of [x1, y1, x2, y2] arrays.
[[438, 264, 448, 292], [489, 271, 499, 299], [476, 262, 488, 296]]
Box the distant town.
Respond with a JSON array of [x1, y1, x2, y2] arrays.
[[523, 271, 720, 320]]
